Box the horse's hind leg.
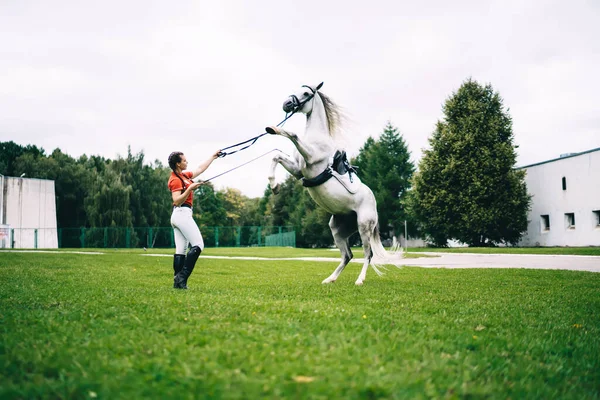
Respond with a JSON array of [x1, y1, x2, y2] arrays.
[[355, 213, 377, 286], [322, 213, 357, 284]]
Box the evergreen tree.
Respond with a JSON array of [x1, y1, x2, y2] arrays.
[[409, 78, 531, 246], [352, 122, 415, 239], [266, 176, 332, 247]]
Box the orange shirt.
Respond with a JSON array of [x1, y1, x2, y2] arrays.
[[168, 171, 194, 207]]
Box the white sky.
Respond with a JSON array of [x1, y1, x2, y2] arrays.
[[1, 0, 599, 198]]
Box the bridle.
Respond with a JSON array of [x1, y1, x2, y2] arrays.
[[216, 82, 324, 158], [196, 82, 324, 184], [286, 82, 324, 114]]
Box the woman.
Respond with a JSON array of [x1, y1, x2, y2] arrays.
[[168, 150, 221, 289]]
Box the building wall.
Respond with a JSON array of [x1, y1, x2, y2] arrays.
[[519, 149, 600, 246], [2, 176, 58, 248]]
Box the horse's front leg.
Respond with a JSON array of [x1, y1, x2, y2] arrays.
[[268, 152, 302, 194], [266, 126, 320, 165]]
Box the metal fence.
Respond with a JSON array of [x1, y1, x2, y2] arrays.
[[2, 226, 296, 249]]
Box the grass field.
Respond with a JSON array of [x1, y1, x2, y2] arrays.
[[1, 248, 599, 399], [13, 245, 600, 257]]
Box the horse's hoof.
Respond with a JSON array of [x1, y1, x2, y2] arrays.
[[322, 278, 336, 284], [270, 184, 280, 194], [355, 280, 364, 286]]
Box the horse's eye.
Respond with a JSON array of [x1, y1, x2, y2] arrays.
[[303, 92, 310, 97]]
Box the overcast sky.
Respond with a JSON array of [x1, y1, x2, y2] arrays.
[[1, 0, 599, 198]]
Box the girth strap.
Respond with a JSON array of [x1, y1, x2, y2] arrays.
[[302, 167, 333, 187], [301, 150, 358, 188]]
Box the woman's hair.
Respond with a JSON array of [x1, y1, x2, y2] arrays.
[[168, 151, 187, 192], [168, 151, 184, 172]]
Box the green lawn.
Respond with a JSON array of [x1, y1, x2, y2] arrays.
[[10, 245, 600, 257], [0, 250, 599, 399]]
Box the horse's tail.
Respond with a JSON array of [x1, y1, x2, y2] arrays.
[[369, 223, 404, 276]]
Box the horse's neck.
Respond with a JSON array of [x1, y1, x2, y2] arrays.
[[304, 96, 333, 148]]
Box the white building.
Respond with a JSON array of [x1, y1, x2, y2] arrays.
[[0, 175, 58, 248], [518, 148, 600, 247]]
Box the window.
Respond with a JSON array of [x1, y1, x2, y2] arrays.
[[565, 213, 575, 229], [540, 215, 550, 232], [562, 177, 567, 191], [594, 210, 600, 228]]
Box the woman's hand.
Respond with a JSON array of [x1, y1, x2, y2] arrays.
[[213, 149, 223, 159], [189, 181, 202, 191]]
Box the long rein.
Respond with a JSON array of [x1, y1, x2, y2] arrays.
[[197, 111, 297, 184], [198, 85, 319, 184]]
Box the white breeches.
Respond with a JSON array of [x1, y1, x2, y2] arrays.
[[170, 207, 204, 254]]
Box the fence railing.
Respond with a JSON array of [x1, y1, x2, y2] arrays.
[[1, 226, 296, 249]]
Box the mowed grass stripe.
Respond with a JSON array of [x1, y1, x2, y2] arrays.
[[0, 251, 598, 399], [3, 245, 599, 257]]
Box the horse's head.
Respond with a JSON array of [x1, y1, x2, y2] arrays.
[[283, 82, 324, 114]]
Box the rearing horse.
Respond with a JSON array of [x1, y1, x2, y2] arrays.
[[267, 83, 402, 285]]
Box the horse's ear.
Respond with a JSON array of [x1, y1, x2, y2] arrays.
[[316, 82, 324, 90]]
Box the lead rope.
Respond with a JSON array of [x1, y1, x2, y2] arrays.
[[199, 148, 289, 184], [215, 111, 297, 158], [200, 84, 319, 184], [216, 85, 319, 158]]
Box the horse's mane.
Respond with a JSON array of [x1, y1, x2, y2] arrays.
[[318, 92, 344, 137]]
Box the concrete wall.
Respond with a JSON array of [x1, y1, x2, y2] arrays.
[[519, 149, 600, 247], [1, 176, 58, 248]]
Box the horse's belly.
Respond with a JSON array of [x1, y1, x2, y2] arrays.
[[307, 184, 355, 214]]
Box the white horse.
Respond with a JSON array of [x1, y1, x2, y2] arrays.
[[266, 83, 402, 285]]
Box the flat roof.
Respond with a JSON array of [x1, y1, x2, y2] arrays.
[[517, 147, 600, 169]]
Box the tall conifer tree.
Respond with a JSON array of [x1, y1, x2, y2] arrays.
[[409, 79, 531, 246], [353, 122, 415, 239]]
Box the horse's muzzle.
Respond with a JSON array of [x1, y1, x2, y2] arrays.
[[283, 99, 296, 113]]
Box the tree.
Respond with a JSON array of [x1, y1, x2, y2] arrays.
[[193, 183, 227, 227], [352, 122, 415, 239], [409, 79, 531, 246], [85, 168, 133, 228], [265, 176, 332, 247], [0, 141, 45, 176], [220, 188, 246, 226]]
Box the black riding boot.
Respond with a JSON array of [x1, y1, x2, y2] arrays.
[[173, 254, 186, 276], [174, 246, 201, 289]]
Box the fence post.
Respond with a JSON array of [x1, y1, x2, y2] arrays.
[[148, 228, 153, 248], [58, 228, 62, 248], [236, 226, 241, 247], [215, 227, 219, 248], [126, 228, 131, 248], [34, 229, 38, 249], [103, 228, 108, 248], [80, 228, 85, 248]]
